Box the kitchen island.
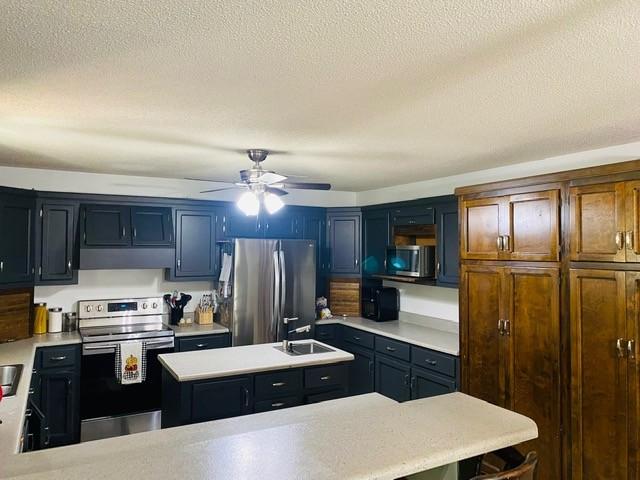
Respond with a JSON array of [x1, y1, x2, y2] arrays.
[[3, 392, 537, 479], [158, 339, 355, 427]]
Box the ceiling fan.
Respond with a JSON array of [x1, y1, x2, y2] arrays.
[[187, 149, 331, 216]]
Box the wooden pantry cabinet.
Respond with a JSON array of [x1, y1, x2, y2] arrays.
[[460, 264, 561, 480], [460, 189, 560, 262]]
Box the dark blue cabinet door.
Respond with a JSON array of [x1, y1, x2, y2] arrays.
[[82, 204, 130, 246], [344, 344, 375, 395], [175, 210, 215, 277], [39, 203, 75, 282], [375, 354, 411, 402], [40, 370, 80, 447], [411, 366, 456, 400], [176, 333, 230, 352], [303, 212, 327, 296], [225, 209, 261, 238], [362, 210, 389, 276], [0, 196, 34, 283], [130, 206, 173, 246], [436, 202, 459, 285], [327, 212, 361, 274], [264, 209, 301, 239], [191, 377, 252, 422]]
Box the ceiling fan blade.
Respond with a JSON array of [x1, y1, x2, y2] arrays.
[[277, 182, 331, 191], [266, 187, 289, 196], [257, 172, 288, 185], [199, 186, 241, 193], [185, 177, 235, 184]]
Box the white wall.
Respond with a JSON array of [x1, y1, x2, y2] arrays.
[[356, 140, 640, 205], [34, 270, 213, 313], [0, 165, 356, 207], [382, 280, 459, 323]]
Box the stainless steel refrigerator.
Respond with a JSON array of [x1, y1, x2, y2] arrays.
[[223, 238, 316, 346]]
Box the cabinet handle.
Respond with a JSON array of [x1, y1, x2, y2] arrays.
[[496, 237, 503, 251], [121, 227, 126, 238], [25, 408, 32, 418], [271, 402, 285, 408], [498, 319, 504, 335], [320, 375, 331, 381], [133, 228, 137, 239], [353, 336, 361, 341], [50, 356, 67, 361], [272, 382, 286, 387], [368, 360, 374, 376], [242, 387, 249, 407], [177, 259, 181, 270], [44, 426, 50, 446], [628, 340, 636, 359], [67, 260, 71, 272], [425, 359, 437, 366], [626, 231, 635, 251], [503, 319, 510, 336], [195, 343, 208, 348], [616, 338, 626, 358], [411, 376, 416, 390], [385, 346, 396, 352], [0, 260, 3, 273], [404, 374, 410, 386], [436, 261, 440, 275], [616, 231, 624, 250], [502, 235, 510, 252], [355, 258, 359, 266]]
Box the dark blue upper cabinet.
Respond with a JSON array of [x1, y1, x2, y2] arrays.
[[0, 194, 35, 284], [302, 212, 326, 271], [327, 209, 361, 275], [175, 209, 216, 277], [82, 204, 130, 246], [225, 207, 262, 238], [39, 202, 75, 283], [436, 201, 459, 285], [362, 209, 389, 277], [263, 210, 301, 239], [130, 206, 173, 247]]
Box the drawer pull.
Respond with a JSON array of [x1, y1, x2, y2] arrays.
[[385, 346, 396, 352], [50, 356, 67, 361], [272, 382, 286, 387], [195, 344, 208, 348], [320, 375, 331, 381], [271, 402, 285, 408], [425, 359, 437, 366], [353, 336, 361, 341]]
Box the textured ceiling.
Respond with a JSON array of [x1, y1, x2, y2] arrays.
[[1, 0, 639, 191]]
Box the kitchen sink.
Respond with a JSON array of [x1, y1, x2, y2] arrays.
[[0, 364, 23, 397], [274, 341, 335, 356]]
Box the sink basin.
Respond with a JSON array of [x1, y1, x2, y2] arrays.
[[274, 342, 335, 356], [1, 364, 23, 397]]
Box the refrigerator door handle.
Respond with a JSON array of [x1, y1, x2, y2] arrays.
[[279, 250, 286, 320], [273, 250, 281, 339]]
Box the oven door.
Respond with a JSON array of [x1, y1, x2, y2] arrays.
[[80, 338, 174, 421], [385, 246, 424, 277]]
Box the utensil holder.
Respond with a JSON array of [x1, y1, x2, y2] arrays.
[[169, 307, 185, 326]]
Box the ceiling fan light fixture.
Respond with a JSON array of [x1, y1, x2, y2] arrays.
[[264, 192, 284, 214], [237, 190, 260, 216]]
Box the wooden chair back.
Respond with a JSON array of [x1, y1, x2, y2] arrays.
[[471, 451, 538, 480]]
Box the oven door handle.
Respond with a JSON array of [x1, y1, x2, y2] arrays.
[[82, 338, 174, 355]]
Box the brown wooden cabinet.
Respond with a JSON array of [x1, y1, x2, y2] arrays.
[[570, 269, 638, 479], [461, 264, 561, 479], [461, 190, 560, 262]]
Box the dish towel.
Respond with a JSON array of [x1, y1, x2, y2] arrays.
[[114, 341, 147, 385]]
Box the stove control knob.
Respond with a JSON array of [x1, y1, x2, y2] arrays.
[[97, 305, 103, 312], [86, 305, 92, 313], [142, 303, 148, 309], [152, 302, 158, 309]]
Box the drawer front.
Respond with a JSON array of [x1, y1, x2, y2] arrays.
[[254, 396, 301, 413], [178, 334, 229, 352], [305, 364, 347, 389], [342, 326, 374, 350], [315, 324, 336, 342], [306, 389, 346, 404], [411, 346, 456, 378], [375, 336, 410, 362], [254, 369, 303, 400], [40, 345, 78, 369]]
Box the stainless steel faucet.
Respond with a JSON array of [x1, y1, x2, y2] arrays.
[[282, 317, 310, 352]]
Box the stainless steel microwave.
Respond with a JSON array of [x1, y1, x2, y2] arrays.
[[385, 245, 436, 278]]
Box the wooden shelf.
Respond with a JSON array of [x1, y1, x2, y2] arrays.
[[371, 274, 437, 286]]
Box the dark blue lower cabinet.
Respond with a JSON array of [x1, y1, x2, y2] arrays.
[[175, 333, 231, 352], [192, 377, 253, 422], [411, 366, 456, 400], [375, 354, 411, 402], [344, 344, 375, 396]]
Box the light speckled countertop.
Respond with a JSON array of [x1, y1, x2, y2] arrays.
[[2, 392, 537, 480], [0, 333, 81, 456], [167, 321, 229, 337], [316, 316, 460, 356], [159, 339, 354, 381]]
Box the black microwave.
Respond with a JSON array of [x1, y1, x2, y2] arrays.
[[385, 245, 436, 278], [362, 287, 399, 322]]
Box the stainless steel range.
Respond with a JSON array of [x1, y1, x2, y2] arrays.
[[78, 297, 174, 442]]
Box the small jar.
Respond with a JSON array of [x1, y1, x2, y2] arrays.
[[33, 303, 48, 334], [63, 312, 78, 332], [48, 308, 63, 333]]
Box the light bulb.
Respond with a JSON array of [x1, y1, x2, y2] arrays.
[[237, 191, 260, 216], [264, 192, 284, 214]]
